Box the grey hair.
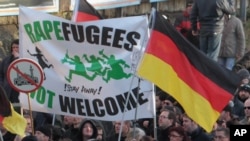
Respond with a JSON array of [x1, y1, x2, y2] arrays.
[[125, 127, 146, 141]]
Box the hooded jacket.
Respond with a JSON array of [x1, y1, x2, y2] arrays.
[[75, 119, 98, 141]]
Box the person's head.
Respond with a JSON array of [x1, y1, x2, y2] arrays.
[[113, 120, 131, 136], [185, 0, 193, 14], [158, 109, 176, 129], [238, 84, 250, 102], [139, 135, 154, 141], [35, 125, 52, 141], [155, 92, 162, 110], [10, 39, 19, 52], [21, 135, 38, 141], [213, 127, 230, 141], [24, 114, 32, 135], [63, 115, 74, 127], [78, 119, 98, 140], [237, 68, 250, 84], [244, 98, 250, 119], [163, 95, 176, 107], [219, 105, 233, 122], [72, 117, 84, 128], [182, 114, 198, 133], [125, 127, 145, 141], [96, 125, 104, 141], [168, 126, 190, 141], [158, 91, 170, 108]]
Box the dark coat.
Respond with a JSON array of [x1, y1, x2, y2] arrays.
[[105, 133, 126, 141], [190, 0, 235, 36], [157, 126, 173, 141], [0, 55, 19, 103], [188, 127, 211, 141], [74, 119, 98, 141], [219, 15, 245, 58]]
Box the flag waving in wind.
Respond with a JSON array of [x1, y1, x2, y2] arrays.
[[72, 0, 103, 22], [0, 86, 11, 117], [137, 11, 241, 132], [0, 85, 27, 137]]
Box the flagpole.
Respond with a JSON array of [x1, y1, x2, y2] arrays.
[[71, 0, 80, 21], [153, 85, 157, 140], [118, 74, 137, 141], [27, 93, 34, 136], [118, 8, 157, 141], [138, 8, 158, 140], [52, 114, 56, 126], [0, 130, 3, 141], [132, 78, 141, 138]]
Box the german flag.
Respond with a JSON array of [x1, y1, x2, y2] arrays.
[[137, 12, 240, 132], [0, 85, 27, 137], [72, 0, 103, 22], [0, 85, 11, 117]]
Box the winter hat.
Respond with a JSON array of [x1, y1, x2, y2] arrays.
[[237, 68, 250, 80], [36, 126, 51, 138], [21, 135, 38, 141], [186, 0, 193, 7], [239, 84, 250, 93]]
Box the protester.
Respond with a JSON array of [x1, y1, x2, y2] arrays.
[[65, 117, 84, 140], [0, 39, 20, 103], [157, 108, 176, 141], [236, 68, 250, 84], [62, 115, 74, 130], [239, 98, 250, 125], [233, 51, 250, 72], [21, 135, 38, 141], [215, 104, 239, 130], [74, 119, 98, 141], [218, 14, 245, 70], [182, 114, 211, 141], [106, 120, 132, 141], [190, 0, 235, 61], [174, 0, 199, 48], [125, 127, 145, 141], [35, 125, 52, 141], [232, 84, 250, 121], [139, 135, 154, 141], [168, 126, 191, 141], [96, 125, 105, 141], [213, 127, 230, 141], [0, 122, 17, 141]]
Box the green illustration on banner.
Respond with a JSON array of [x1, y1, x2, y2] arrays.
[[61, 49, 132, 83]]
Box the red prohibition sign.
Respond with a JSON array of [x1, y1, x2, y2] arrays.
[[7, 58, 44, 93]]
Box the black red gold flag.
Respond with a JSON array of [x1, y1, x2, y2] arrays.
[[137, 12, 240, 132]]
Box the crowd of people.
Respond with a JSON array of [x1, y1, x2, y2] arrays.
[[1, 0, 250, 141]]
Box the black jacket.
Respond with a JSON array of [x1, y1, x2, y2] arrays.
[[0, 55, 19, 103], [188, 127, 211, 141], [106, 133, 126, 141], [190, 0, 235, 36]]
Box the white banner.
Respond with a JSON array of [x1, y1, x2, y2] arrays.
[[19, 6, 154, 121]]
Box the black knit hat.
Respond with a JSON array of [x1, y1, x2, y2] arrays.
[[239, 84, 250, 93], [21, 135, 38, 141], [237, 68, 250, 80], [36, 126, 51, 138], [186, 0, 193, 7]]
